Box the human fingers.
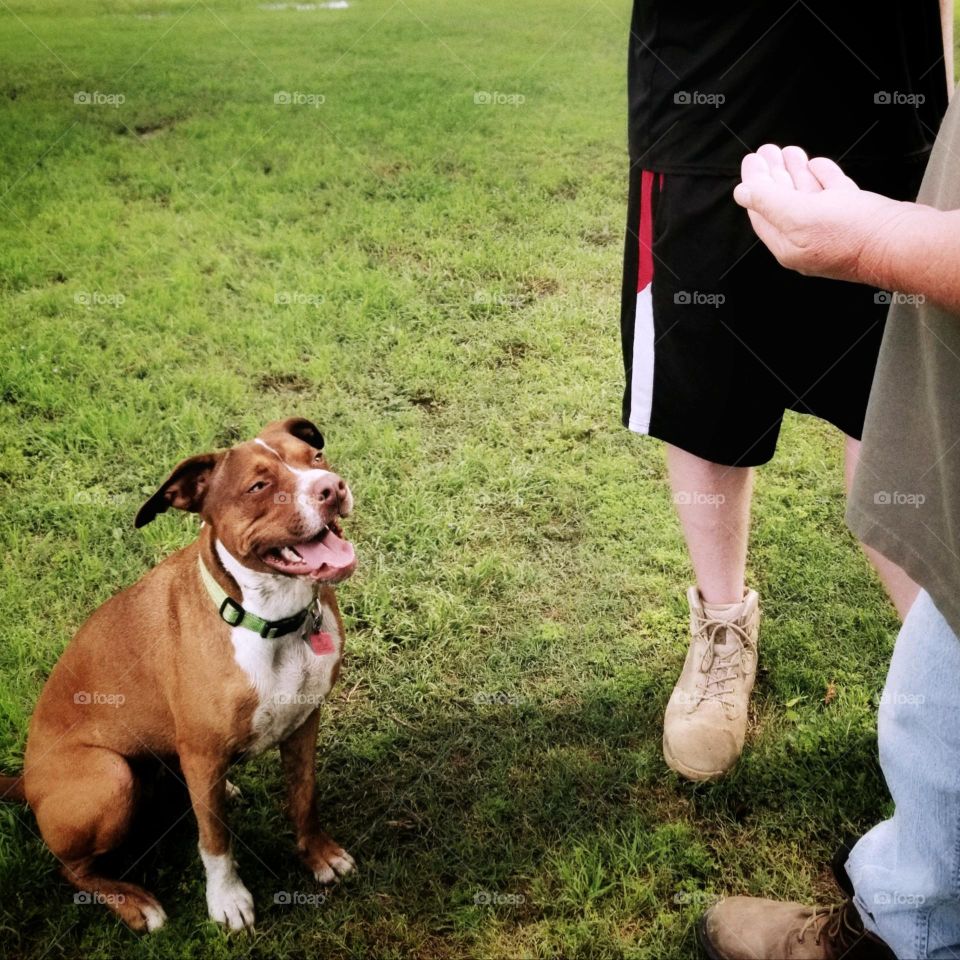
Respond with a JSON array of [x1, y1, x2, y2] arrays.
[[807, 156, 860, 192], [756, 143, 796, 189], [781, 145, 822, 193]]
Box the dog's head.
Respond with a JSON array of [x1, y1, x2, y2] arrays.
[[136, 417, 356, 583]]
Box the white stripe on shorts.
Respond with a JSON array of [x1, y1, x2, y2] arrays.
[[628, 285, 655, 433]]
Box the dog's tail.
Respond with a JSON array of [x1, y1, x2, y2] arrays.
[[0, 775, 25, 803]]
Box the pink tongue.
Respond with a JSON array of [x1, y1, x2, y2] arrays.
[[293, 529, 355, 576]]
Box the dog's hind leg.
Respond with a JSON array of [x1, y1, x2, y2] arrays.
[[0, 774, 25, 802], [28, 746, 167, 932]]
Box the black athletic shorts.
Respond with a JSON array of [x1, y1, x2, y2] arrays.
[[619, 161, 928, 467]]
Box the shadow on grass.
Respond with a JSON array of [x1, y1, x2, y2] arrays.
[[0, 679, 887, 959]]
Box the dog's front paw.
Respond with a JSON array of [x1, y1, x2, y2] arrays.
[[303, 834, 356, 884], [313, 848, 355, 884], [201, 849, 255, 931], [206, 876, 255, 931]]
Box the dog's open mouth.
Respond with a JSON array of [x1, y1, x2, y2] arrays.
[[260, 520, 356, 581]]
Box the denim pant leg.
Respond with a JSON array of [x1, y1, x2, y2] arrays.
[[846, 590, 960, 960]]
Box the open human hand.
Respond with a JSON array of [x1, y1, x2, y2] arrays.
[[733, 144, 912, 285]]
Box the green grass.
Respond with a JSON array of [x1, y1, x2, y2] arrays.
[[0, 1, 945, 957]]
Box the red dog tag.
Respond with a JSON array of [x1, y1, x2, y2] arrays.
[[308, 631, 336, 656]]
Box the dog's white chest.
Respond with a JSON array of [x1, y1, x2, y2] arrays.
[[229, 606, 341, 755]]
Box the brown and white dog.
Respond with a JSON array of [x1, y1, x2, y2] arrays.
[[0, 417, 357, 932]]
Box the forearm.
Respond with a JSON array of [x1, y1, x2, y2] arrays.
[[859, 203, 960, 314]]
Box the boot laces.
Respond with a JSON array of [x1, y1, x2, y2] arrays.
[[797, 902, 863, 950], [695, 616, 753, 708]]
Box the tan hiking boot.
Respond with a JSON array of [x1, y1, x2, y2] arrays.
[[698, 897, 896, 960], [662, 588, 759, 781]]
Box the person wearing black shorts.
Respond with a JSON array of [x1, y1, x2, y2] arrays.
[[622, 0, 951, 781]]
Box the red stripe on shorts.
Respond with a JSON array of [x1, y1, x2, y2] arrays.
[[636, 170, 661, 293]]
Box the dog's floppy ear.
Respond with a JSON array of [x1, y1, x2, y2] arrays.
[[135, 452, 221, 528], [279, 417, 325, 451]]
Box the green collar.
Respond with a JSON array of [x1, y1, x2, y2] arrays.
[[197, 556, 312, 640]]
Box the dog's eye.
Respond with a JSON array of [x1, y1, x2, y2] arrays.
[[313, 451, 324, 463], [247, 480, 269, 494]]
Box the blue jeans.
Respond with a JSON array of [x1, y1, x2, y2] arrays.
[[847, 590, 960, 960]]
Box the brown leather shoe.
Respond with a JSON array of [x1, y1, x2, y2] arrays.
[[698, 896, 896, 959]]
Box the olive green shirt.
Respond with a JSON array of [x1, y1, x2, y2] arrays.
[[847, 90, 960, 634]]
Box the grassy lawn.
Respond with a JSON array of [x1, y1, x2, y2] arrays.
[[0, 1, 947, 957]]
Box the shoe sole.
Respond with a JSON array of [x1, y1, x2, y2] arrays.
[[831, 838, 855, 897], [696, 914, 726, 960], [663, 739, 731, 782]]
